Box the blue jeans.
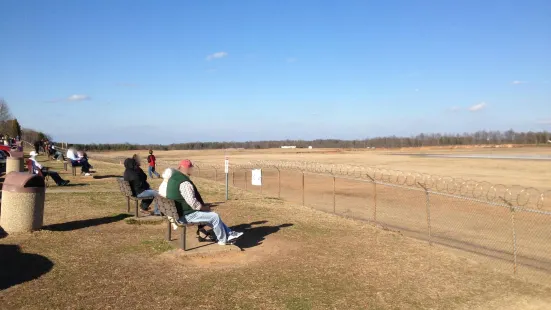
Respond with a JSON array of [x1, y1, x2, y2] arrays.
[[183, 211, 232, 243], [148, 166, 160, 178], [71, 158, 91, 173], [137, 189, 160, 215]]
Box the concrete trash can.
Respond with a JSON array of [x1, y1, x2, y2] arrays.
[[0, 172, 46, 233], [6, 151, 24, 173]]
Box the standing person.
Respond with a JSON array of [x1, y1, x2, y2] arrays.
[[165, 159, 243, 245], [146, 150, 160, 178], [123, 155, 160, 216], [33, 140, 41, 154], [29, 151, 70, 186]]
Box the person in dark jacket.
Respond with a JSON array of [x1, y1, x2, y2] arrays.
[[123, 156, 159, 215], [33, 140, 41, 154]]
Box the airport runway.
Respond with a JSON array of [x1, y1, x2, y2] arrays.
[[390, 153, 551, 161]]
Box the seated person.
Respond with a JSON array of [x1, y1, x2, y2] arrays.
[[29, 151, 70, 186], [51, 146, 65, 161], [123, 155, 160, 216], [165, 159, 243, 245], [158, 168, 175, 197], [66, 148, 92, 176]]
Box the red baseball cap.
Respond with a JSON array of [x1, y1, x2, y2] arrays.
[[179, 159, 194, 168]]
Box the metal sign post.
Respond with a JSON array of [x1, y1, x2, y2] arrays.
[[224, 157, 229, 200]]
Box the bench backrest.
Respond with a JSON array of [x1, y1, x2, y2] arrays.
[[117, 178, 134, 197], [154, 196, 184, 224]]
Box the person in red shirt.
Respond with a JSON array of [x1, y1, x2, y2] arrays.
[[147, 150, 161, 178]]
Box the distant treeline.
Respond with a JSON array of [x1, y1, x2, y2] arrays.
[[66, 129, 551, 151]]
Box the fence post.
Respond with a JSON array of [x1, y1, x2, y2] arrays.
[[333, 175, 336, 213], [510, 206, 518, 275], [245, 170, 248, 190], [214, 168, 218, 182], [277, 168, 281, 199], [302, 172, 305, 206], [366, 175, 377, 222], [232, 171, 235, 186], [419, 183, 432, 246]]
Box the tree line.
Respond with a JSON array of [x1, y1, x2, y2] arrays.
[[67, 129, 551, 151], [0, 98, 51, 143], [1, 98, 549, 151]]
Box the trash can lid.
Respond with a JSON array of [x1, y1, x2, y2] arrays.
[[2, 172, 45, 193], [7, 151, 23, 158]]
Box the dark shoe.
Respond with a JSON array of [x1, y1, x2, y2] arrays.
[[63, 180, 71, 186]]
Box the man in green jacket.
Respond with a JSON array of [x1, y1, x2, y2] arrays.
[[165, 159, 243, 245]]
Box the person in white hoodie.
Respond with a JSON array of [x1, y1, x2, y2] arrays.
[[158, 168, 175, 197]]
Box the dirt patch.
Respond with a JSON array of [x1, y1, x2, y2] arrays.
[[161, 234, 299, 270]]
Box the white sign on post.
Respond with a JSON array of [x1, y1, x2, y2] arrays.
[[251, 169, 262, 186], [224, 158, 229, 173]]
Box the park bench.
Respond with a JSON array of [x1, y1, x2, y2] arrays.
[[63, 160, 77, 176], [26, 159, 50, 186], [116, 178, 156, 218], [154, 195, 210, 251]]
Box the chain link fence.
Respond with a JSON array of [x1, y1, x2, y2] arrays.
[[192, 160, 551, 285]]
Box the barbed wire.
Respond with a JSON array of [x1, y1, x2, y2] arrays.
[[196, 159, 550, 212]]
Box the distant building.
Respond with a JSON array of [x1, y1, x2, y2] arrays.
[[281, 146, 297, 149]]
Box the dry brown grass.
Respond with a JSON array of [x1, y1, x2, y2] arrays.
[[2, 157, 551, 309]]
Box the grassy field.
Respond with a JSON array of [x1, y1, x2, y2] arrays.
[[2, 156, 551, 309], [100, 146, 551, 191]]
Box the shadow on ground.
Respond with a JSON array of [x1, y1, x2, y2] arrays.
[[231, 221, 293, 250], [0, 244, 54, 290], [43, 214, 131, 231], [64, 183, 88, 187]]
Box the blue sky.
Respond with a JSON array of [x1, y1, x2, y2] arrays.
[[1, 0, 550, 144]]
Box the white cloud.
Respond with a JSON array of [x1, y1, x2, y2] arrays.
[[449, 106, 461, 112], [512, 80, 528, 85], [206, 52, 228, 61], [286, 57, 297, 63], [67, 94, 91, 101], [468, 102, 487, 112]]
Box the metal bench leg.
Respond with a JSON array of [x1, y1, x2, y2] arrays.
[[166, 221, 172, 241], [135, 200, 139, 217], [181, 226, 187, 251], [126, 197, 130, 213]]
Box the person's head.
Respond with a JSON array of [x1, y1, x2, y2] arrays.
[[132, 154, 141, 166], [149, 150, 153, 155], [178, 159, 194, 176]]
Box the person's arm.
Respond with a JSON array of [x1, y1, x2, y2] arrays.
[[179, 181, 209, 211], [34, 160, 43, 170]]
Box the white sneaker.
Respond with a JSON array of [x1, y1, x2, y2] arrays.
[[227, 231, 243, 242], [84, 173, 91, 176], [218, 241, 229, 245]]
